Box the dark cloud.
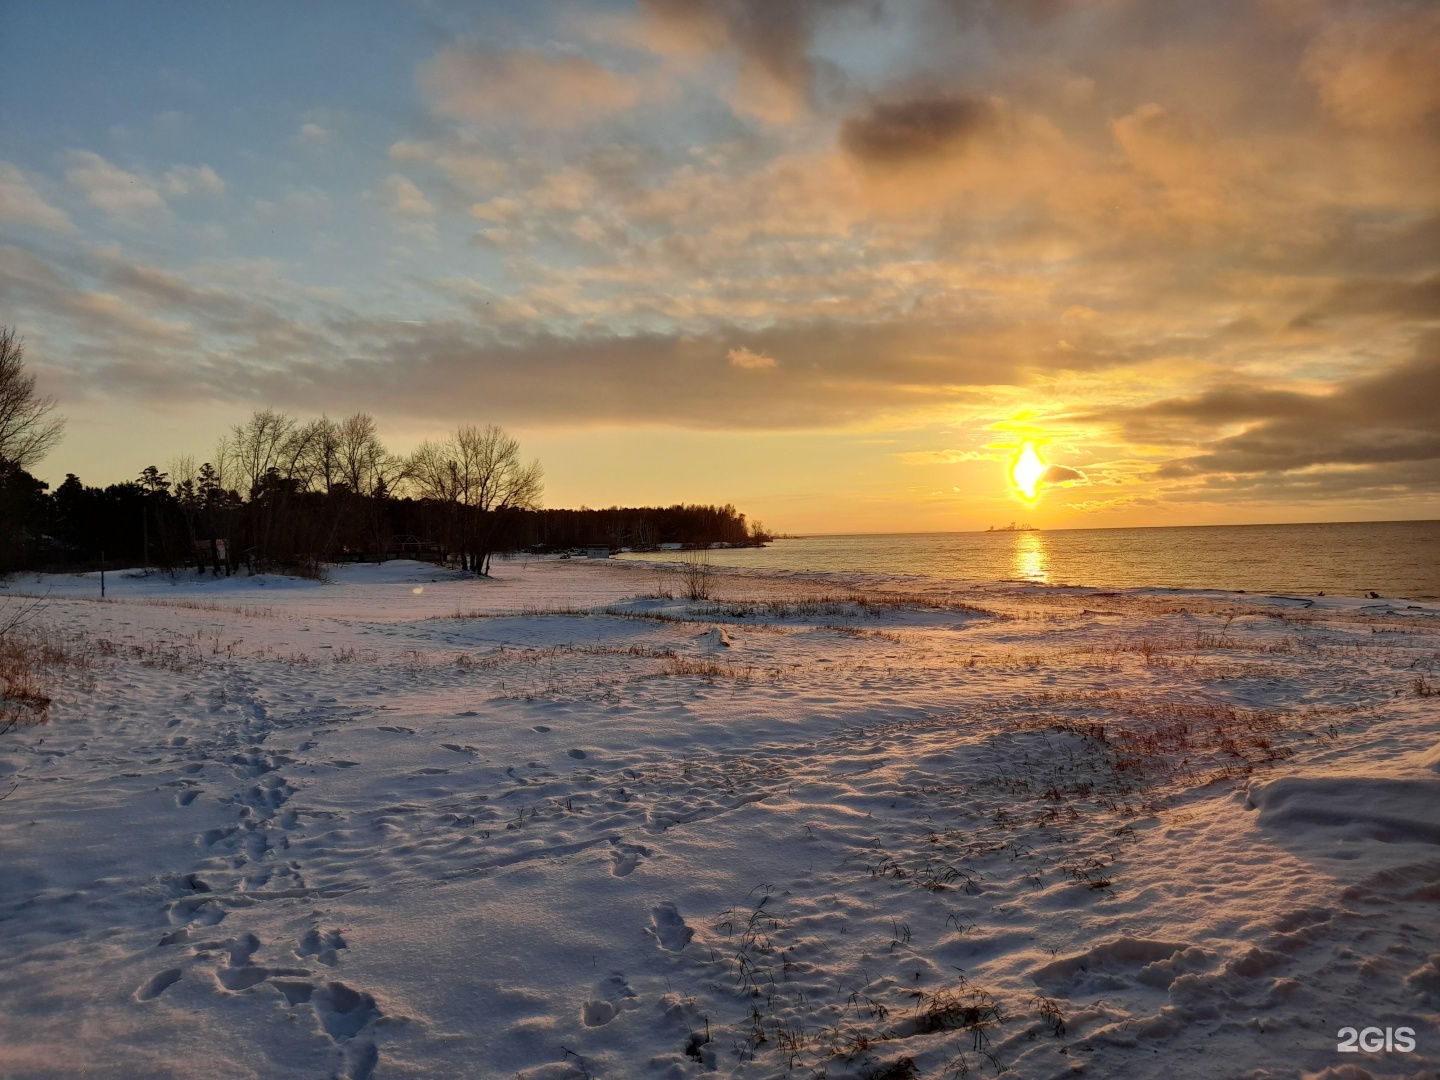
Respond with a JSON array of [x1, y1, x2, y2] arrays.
[[1294, 273, 1440, 326], [1040, 463, 1084, 484], [640, 0, 869, 99], [840, 95, 1004, 167], [1120, 337, 1440, 488], [3, 240, 1045, 427], [177, 318, 1033, 430], [1105, 388, 1314, 428]]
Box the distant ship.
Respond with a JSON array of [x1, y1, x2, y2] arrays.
[[987, 522, 1038, 532]]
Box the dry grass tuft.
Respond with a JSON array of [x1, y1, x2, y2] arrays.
[[0, 600, 96, 731]]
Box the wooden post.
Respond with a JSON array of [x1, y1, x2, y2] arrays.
[[100, 551, 106, 598]]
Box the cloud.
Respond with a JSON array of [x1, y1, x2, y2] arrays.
[[66, 151, 166, 214], [1305, 8, 1440, 131], [383, 175, 435, 218], [635, 0, 863, 122], [1039, 463, 1085, 485], [727, 346, 776, 369], [469, 197, 524, 223], [1296, 273, 1440, 324], [295, 122, 330, 146], [162, 164, 225, 197], [64, 151, 224, 217], [0, 162, 71, 230], [1093, 338, 1440, 494], [895, 448, 992, 465], [840, 95, 1007, 168], [1111, 104, 1252, 222], [418, 44, 640, 128], [5, 241, 1048, 428], [388, 139, 509, 192], [834, 92, 1075, 217], [381, 175, 436, 240]]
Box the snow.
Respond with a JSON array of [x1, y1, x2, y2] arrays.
[[1, 557, 1437, 1079]]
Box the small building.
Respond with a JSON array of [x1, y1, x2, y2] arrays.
[[586, 546, 611, 559]]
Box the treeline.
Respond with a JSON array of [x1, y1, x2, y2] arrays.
[[0, 407, 769, 577]]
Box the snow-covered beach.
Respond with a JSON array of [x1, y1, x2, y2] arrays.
[[2, 557, 1437, 1079]]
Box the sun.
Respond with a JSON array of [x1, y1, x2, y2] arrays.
[[1010, 441, 1046, 500]]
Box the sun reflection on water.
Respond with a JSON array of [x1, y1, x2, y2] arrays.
[[1012, 531, 1049, 583]]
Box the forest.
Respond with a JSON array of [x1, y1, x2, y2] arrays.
[[0, 330, 769, 577]]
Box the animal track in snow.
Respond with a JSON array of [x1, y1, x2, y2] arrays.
[[648, 903, 694, 951]]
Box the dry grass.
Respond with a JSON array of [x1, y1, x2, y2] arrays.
[[662, 656, 761, 680], [129, 598, 282, 619], [0, 600, 98, 731], [0, 636, 53, 731], [693, 593, 997, 621]]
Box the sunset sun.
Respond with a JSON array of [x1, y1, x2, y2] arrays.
[[1010, 441, 1047, 500]]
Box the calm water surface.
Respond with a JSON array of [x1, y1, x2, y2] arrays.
[[618, 521, 1440, 598]]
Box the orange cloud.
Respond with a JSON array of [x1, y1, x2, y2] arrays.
[[1305, 8, 1440, 130], [727, 346, 777, 370], [418, 44, 640, 128]]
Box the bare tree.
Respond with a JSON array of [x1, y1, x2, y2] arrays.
[[408, 424, 542, 574], [336, 413, 405, 497], [0, 328, 65, 472], [223, 409, 298, 496], [304, 416, 344, 494], [458, 425, 544, 518]]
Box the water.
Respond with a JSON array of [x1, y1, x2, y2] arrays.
[[617, 520, 1440, 599]]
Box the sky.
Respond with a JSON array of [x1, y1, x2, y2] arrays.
[[1, 0, 1437, 533]]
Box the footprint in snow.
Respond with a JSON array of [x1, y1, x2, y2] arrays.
[[313, 981, 381, 1041], [581, 999, 616, 1026], [582, 974, 641, 1025], [568, 748, 586, 759], [648, 903, 694, 951], [136, 968, 183, 1001], [610, 842, 650, 878], [298, 928, 348, 967], [217, 966, 270, 991]]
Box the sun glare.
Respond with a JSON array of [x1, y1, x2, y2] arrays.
[[1010, 441, 1046, 500]]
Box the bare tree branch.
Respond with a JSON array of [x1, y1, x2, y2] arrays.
[[0, 327, 65, 472]]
